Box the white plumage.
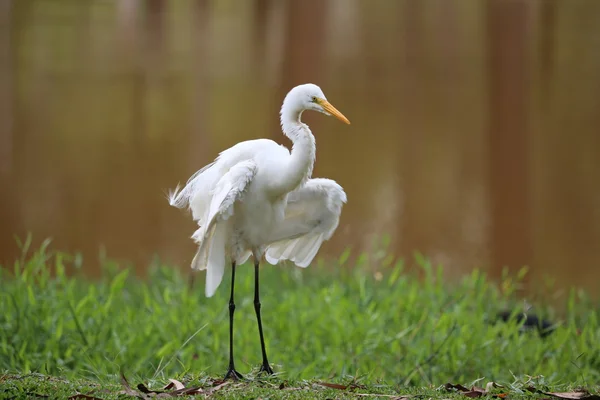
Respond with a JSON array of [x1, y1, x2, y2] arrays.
[[265, 178, 347, 268], [168, 83, 349, 296]]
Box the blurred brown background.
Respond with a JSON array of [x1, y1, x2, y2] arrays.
[[0, 0, 599, 297]]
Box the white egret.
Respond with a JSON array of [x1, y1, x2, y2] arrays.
[[168, 83, 350, 380]]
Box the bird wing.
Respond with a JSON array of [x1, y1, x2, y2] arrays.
[[265, 178, 347, 268], [194, 159, 258, 241], [168, 138, 280, 225], [188, 160, 257, 297]]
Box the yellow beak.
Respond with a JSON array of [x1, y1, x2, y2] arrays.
[[317, 98, 351, 125]]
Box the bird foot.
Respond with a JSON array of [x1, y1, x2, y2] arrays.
[[258, 362, 274, 375], [224, 367, 244, 381]]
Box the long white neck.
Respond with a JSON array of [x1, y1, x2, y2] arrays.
[[273, 102, 316, 195]]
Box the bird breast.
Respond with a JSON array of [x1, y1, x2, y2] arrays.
[[232, 189, 287, 249]]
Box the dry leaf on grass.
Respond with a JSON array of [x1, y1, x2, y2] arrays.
[[120, 373, 150, 399], [138, 382, 165, 394], [444, 382, 505, 398], [162, 379, 186, 391], [317, 382, 349, 390], [541, 390, 600, 400], [208, 381, 230, 394], [485, 382, 504, 392], [355, 394, 414, 399], [316, 381, 365, 391], [119, 373, 140, 396], [446, 382, 599, 400], [524, 385, 600, 400], [120, 373, 210, 398], [163, 378, 227, 396]]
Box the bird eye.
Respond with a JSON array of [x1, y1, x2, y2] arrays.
[[311, 96, 317, 102]]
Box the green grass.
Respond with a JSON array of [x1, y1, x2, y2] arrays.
[[5, 372, 598, 400], [1, 238, 599, 399]]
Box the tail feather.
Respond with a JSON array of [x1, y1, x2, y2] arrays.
[[190, 222, 227, 297], [190, 226, 211, 271], [167, 184, 187, 209], [205, 222, 227, 297], [167, 161, 218, 218]]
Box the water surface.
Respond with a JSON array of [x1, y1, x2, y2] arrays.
[[1, 0, 599, 298]]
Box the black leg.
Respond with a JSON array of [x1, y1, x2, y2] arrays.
[[254, 261, 274, 375], [224, 262, 244, 380]]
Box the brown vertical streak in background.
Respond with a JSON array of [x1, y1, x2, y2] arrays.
[[0, 0, 13, 176], [280, 0, 326, 85], [137, 0, 166, 147], [539, 0, 556, 100], [396, 0, 425, 263], [146, 0, 165, 56], [117, 0, 145, 149], [438, 0, 460, 77], [0, 0, 15, 266], [254, 0, 269, 71], [486, 0, 532, 279], [138, 0, 165, 147], [78, 0, 93, 74], [189, 0, 211, 169], [268, 0, 327, 139]]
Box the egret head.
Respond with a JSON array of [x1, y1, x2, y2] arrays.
[[283, 83, 351, 125]]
